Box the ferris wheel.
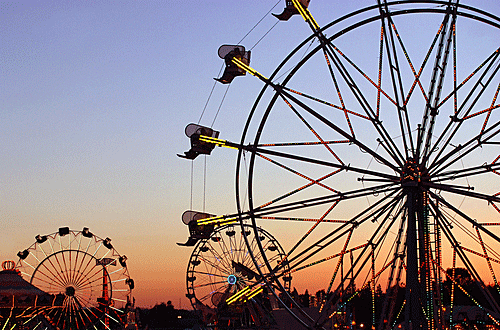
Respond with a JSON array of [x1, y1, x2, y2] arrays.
[[184, 221, 291, 329], [16, 227, 134, 330], [181, 0, 500, 329]]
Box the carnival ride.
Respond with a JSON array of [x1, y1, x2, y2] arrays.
[[16, 227, 134, 330], [179, 0, 500, 329], [180, 211, 291, 328]]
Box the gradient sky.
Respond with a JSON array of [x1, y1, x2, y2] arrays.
[[1, 0, 499, 309]]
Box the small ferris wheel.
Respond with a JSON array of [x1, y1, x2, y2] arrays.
[[16, 227, 134, 330]]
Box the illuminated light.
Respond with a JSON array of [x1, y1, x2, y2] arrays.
[[197, 215, 237, 226], [231, 57, 268, 81], [246, 286, 264, 300], [2, 318, 10, 330], [198, 135, 238, 150], [291, 0, 320, 30], [260, 216, 347, 224], [226, 286, 250, 305]]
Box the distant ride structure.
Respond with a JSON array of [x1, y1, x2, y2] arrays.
[[16, 227, 134, 330], [180, 0, 500, 329]]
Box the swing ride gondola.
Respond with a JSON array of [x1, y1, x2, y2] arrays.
[[179, 0, 500, 329]]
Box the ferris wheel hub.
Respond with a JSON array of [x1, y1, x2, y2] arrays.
[[227, 274, 238, 285], [65, 286, 76, 297], [402, 159, 426, 187]]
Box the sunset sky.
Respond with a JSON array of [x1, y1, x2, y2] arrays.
[[1, 0, 499, 309]]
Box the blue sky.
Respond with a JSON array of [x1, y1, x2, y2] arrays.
[[1, 0, 499, 308]]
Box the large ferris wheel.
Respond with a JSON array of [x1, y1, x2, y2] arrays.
[[180, 0, 500, 329]]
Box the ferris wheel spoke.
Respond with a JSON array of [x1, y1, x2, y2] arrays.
[[436, 47, 500, 113], [417, 3, 457, 162], [319, 45, 357, 138], [428, 119, 500, 176], [254, 240, 281, 267], [280, 86, 370, 122], [281, 200, 341, 265], [215, 233, 233, 269], [207, 240, 234, 272], [255, 182, 399, 219], [434, 210, 500, 314], [73, 252, 99, 288], [35, 260, 68, 289], [431, 129, 500, 178], [191, 270, 229, 279], [425, 181, 500, 203], [283, 191, 401, 273], [321, 228, 354, 310], [194, 280, 229, 289], [317, 34, 408, 167], [238, 232, 250, 267], [69, 249, 81, 285], [278, 88, 401, 172], [197, 254, 232, 276], [475, 228, 500, 295], [378, 7, 416, 159], [480, 83, 500, 137], [60, 249, 72, 286], [200, 186, 398, 228], [431, 162, 500, 183], [201, 134, 400, 181], [278, 93, 347, 165], [399, 18, 438, 108], [256, 152, 340, 193], [320, 253, 400, 327], [31, 273, 66, 293], [73, 292, 93, 308], [431, 190, 500, 246], [280, 242, 367, 280], [76, 265, 106, 290], [197, 284, 230, 304], [254, 168, 343, 210], [425, 51, 500, 169], [242, 237, 258, 267], [325, 37, 398, 109], [253, 146, 399, 181], [54, 250, 74, 286], [336, 196, 404, 286]]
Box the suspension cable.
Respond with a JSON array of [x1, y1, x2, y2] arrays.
[[190, 0, 282, 212]]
